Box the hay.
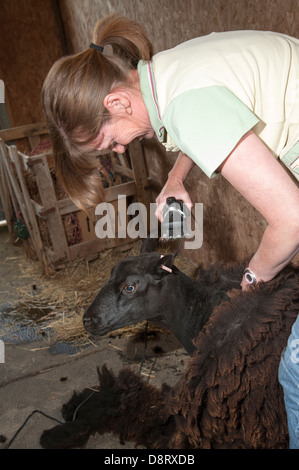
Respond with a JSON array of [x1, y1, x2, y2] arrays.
[[10, 239, 198, 347]]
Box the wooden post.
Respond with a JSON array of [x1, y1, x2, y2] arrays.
[[0, 122, 48, 143], [0, 141, 28, 230], [32, 155, 70, 263], [9, 145, 45, 265], [0, 140, 14, 234]]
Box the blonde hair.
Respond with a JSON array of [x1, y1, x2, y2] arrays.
[[42, 15, 153, 209]]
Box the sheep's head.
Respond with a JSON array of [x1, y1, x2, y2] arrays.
[[83, 242, 176, 336]]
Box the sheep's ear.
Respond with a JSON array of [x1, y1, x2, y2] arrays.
[[154, 253, 175, 277], [140, 236, 159, 254], [97, 365, 115, 389]]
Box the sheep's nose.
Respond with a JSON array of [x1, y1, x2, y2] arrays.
[[83, 315, 99, 334], [83, 316, 91, 328]]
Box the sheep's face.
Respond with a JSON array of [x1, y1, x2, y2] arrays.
[[83, 252, 176, 336]]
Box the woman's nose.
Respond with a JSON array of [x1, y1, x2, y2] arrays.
[[113, 143, 127, 153]]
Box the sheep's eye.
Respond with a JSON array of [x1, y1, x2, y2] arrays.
[[123, 284, 135, 294]]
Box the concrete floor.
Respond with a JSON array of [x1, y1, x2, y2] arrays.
[[0, 227, 188, 449]]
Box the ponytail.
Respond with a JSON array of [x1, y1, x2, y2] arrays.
[[42, 15, 153, 210], [92, 14, 153, 67]]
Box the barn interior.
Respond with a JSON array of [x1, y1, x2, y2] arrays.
[[0, 0, 298, 450]]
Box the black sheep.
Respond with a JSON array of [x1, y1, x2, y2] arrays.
[[40, 240, 299, 449]]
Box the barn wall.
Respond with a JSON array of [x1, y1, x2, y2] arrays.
[[1, 0, 298, 267], [59, 0, 299, 53]]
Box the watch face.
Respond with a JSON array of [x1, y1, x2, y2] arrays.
[[244, 269, 257, 285]]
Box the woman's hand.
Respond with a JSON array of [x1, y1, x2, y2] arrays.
[[155, 175, 193, 221], [155, 152, 195, 221]]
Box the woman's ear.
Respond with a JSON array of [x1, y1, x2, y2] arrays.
[[103, 91, 132, 115]]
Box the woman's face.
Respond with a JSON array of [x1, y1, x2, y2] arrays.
[[96, 113, 155, 153], [94, 82, 155, 153]]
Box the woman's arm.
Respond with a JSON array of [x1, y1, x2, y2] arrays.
[[155, 131, 299, 289], [155, 152, 195, 220], [218, 130, 299, 289]]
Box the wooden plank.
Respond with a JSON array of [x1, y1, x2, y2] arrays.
[[4, 166, 19, 219], [57, 180, 137, 216], [0, 140, 26, 220], [33, 154, 70, 262], [68, 236, 134, 260], [0, 122, 48, 142], [0, 142, 39, 253], [7, 146, 40, 256], [0, 142, 14, 234], [1, 161, 19, 223], [9, 145, 45, 262], [28, 134, 41, 151], [117, 152, 130, 169], [26, 152, 55, 168], [57, 198, 80, 216], [105, 180, 137, 201], [113, 163, 134, 179]]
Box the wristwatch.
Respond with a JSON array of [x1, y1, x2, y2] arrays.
[[244, 268, 258, 285]]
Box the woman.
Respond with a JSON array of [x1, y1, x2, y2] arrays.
[[42, 15, 299, 447]]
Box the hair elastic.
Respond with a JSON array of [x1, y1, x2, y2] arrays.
[[89, 43, 104, 52]]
